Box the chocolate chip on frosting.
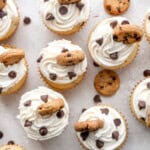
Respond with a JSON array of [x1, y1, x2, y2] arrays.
[[121, 20, 130, 25], [112, 131, 119, 141], [109, 52, 118, 60], [56, 110, 64, 118], [24, 100, 32, 107], [138, 101, 146, 110], [59, 6, 68, 15], [68, 72, 76, 79], [82, 108, 87, 113], [80, 131, 89, 141], [100, 108, 109, 115], [49, 73, 57, 80], [96, 140, 104, 149], [37, 55, 43, 63], [110, 20, 118, 28], [8, 71, 17, 79], [93, 95, 102, 103], [147, 82, 150, 89], [62, 48, 69, 53], [39, 127, 48, 136], [0, 10, 7, 19], [46, 13, 55, 21], [41, 95, 48, 103], [76, 2, 84, 10], [114, 118, 121, 127], [24, 120, 32, 127], [96, 38, 103, 46]]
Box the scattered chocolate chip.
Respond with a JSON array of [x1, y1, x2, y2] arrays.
[[110, 21, 118, 28], [96, 140, 104, 149], [141, 117, 145, 121], [76, 2, 84, 10], [7, 141, 15, 145], [0, 88, 3, 94], [39, 127, 48, 136], [148, 16, 150, 20], [56, 110, 64, 118], [49, 73, 57, 80], [121, 20, 129, 25], [68, 72, 76, 80], [143, 70, 150, 77], [24, 100, 31, 107], [93, 62, 99, 67], [114, 118, 121, 127], [44, 0, 49, 2], [24, 120, 32, 127], [37, 55, 43, 63], [82, 108, 87, 113], [113, 35, 118, 41], [138, 101, 146, 110], [8, 71, 17, 79], [23, 17, 31, 25], [109, 52, 118, 60], [59, 6, 68, 15], [80, 131, 89, 141], [96, 38, 103, 46], [112, 131, 119, 141], [147, 82, 150, 89], [100, 108, 109, 115], [0, 131, 3, 139], [46, 13, 55, 20], [41, 95, 48, 103], [0, 10, 7, 19], [93, 95, 102, 103], [62, 48, 69, 53]]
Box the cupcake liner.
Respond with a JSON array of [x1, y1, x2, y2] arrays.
[[75, 104, 128, 150], [0, 144, 25, 150], [143, 14, 150, 43]]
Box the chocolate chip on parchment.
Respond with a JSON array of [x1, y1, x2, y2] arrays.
[[96, 38, 103, 46], [8, 71, 17, 79], [24, 120, 32, 127], [112, 131, 119, 141], [100, 108, 109, 115], [37, 55, 43, 63], [147, 82, 150, 89], [39, 127, 48, 136], [93, 95, 102, 103], [109, 52, 118, 60], [23, 17, 31, 25], [138, 101, 146, 110], [56, 110, 64, 118], [141, 117, 145, 122], [96, 140, 104, 149], [59, 6, 68, 15], [93, 62, 99, 67], [82, 108, 87, 113], [41, 95, 48, 103], [143, 70, 150, 77], [24, 100, 32, 107], [80, 131, 89, 141], [76, 2, 84, 10], [68, 72, 76, 79], [0, 131, 3, 139], [110, 20, 118, 28], [49, 73, 57, 80], [114, 118, 121, 127], [7, 140, 15, 145], [46, 13, 55, 20]]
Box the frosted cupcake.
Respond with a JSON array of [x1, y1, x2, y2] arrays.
[[130, 78, 150, 127], [17, 86, 69, 141], [39, 0, 90, 35], [144, 8, 150, 42], [0, 0, 20, 41], [74, 105, 128, 150], [88, 17, 142, 70], [0, 45, 28, 95], [37, 40, 87, 91]]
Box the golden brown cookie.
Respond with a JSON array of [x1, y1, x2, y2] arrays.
[[37, 98, 64, 116], [56, 50, 85, 66], [0, 0, 6, 10], [58, 0, 80, 4], [74, 119, 104, 132], [94, 70, 120, 96], [0, 48, 25, 66], [146, 106, 150, 127], [0, 145, 24, 150], [104, 0, 130, 15]]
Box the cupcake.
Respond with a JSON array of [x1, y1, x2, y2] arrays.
[[39, 0, 90, 35], [37, 40, 87, 91], [130, 78, 150, 127], [0, 0, 20, 41], [17, 86, 69, 141], [88, 17, 143, 70], [144, 9, 150, 42], [0, 45, 28, 95], [0, 144, 25, 150], [74, 105, 128, 150]]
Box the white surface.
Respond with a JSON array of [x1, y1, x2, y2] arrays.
[[0, 0, 150, 150]]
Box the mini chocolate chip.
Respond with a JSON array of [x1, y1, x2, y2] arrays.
[[96, 140, 104, 149], [37, 55, 43, 63], [96, 38, 103, 46], [24, 100, 31, 107], [24, 120, 32, 127], [0, 10, 7, 19], [143, 70, 150, 77], [68, 72, 76, 80], [0, 131, 3, 139], [93, 95, 102, 103], [93, 62, 99, 67], [138, 101, 146, 110], [121, 20, 129, 25], [0, 88, 3, 94], [109, 52, 118, 60], [59, 6, 68, 15], [114, 118, 121, 127], [23, 17, 31, 25], [7, 141, 15, 145], [112, 131, 119, 141], [82, 108, 87, 113], [39, 127, 48, 136], [147, 82, 150, 89], [56, 110, 64, 118], [8, 71, 16, 79], [46, 13, 55, 20], [148, 16, 150, 20], [49, 73, 57, 80], [113, 35, 118, 41], [110, 21, 118, 28], [141, 117, 145, 121], [62, 48, 69, 53], [76, 2, 84, 10], [80, 131, 89, 141], [100, 108, 109, 115], [41, 95, 48, 103]]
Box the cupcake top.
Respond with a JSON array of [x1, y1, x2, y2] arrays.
[[39, 0, 90, 32], [37, 39, 87, 84], [132, 78, 150, 122], [0, 46, 26, 94], [88, 17, 138, 67], [144, 9, 150, 36], [0, 0, 19, 37], [17, 86, 69, 141], [75, 105, 127, 150]]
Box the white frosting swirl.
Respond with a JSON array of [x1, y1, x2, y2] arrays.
[[0, 0, 19, 37], [76, 105, 127, 150], [88, 17, 137, 67], [144, 9, 150, 37], [0, 46, 27, 93], [17, 86, 69, 141], [132, 78, 150, 119], [38, 39, 87, 84], [39, 0, 90, 32]]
